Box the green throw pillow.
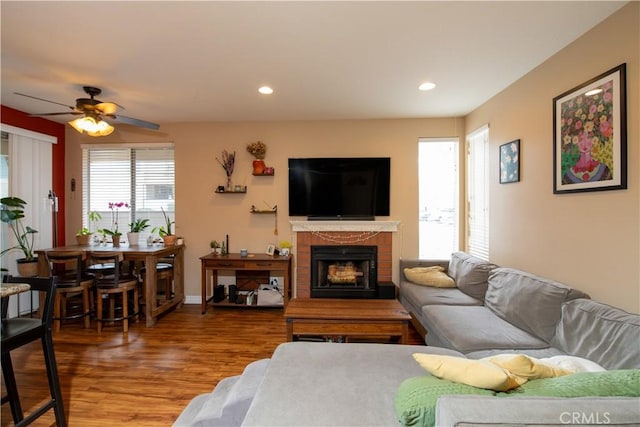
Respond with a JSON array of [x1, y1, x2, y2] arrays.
[[395, 376, 495, 427], [498, 369, 640, 398]]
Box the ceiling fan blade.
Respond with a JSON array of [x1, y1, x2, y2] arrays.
[[96, 102, 119, 115], [108, 114, 160, 130], [29, 112, 82, 117], [15, 92, 75, 110]]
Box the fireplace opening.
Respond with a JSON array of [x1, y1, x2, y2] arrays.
[[311, 245, 377, 298]]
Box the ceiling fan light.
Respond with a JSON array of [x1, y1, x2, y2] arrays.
[[68, 116, 114, 136]]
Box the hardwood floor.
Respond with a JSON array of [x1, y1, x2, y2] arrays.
[[2, 304, 423, 426]]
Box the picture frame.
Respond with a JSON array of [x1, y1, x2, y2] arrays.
[[553, 63, 627, 194], [499, 139, 520, 184], [265, 244, 276, 256]]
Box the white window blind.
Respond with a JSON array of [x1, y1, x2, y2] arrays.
[[82, 144, 175, 238], [466, 125, 490, 260]]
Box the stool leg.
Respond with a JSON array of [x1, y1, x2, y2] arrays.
[[82, 286, 91, 329], [41, 333, 67, 427], [122, 290, 129, 333], [53, 293, 62, 333], [97, 291, 103, 334], [1, 352, 24, 423]]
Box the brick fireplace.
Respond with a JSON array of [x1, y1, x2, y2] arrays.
[[290, 221, 399, 298]]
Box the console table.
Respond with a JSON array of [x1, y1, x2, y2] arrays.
[[200, 253, 292, 314]]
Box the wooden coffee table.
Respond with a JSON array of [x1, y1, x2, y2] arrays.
[[284, 298, 411, 344]]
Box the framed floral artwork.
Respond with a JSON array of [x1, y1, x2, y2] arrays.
[[500, 139, 520, 184], [553, 63, 627, 194]]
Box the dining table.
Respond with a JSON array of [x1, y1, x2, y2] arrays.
[[36, 243, 185, 327]]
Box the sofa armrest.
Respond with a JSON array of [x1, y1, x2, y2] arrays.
[[435, 395, 640, 426]]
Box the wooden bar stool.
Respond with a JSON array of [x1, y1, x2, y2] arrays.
[[45, 250, 95, 332], [1, 276, 67, 427], [89, 252, 139, 334], [139, 260, 174, 306]]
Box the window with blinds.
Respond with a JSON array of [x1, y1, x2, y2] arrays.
[[466, 125, 490, 260], [81, 144, 175, 237]]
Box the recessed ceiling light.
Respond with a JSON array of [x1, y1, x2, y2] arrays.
[[418, 82, 436, 91], [258, 86, 274, 95]]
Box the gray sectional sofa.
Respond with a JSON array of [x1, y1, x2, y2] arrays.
[[175, 252, 640, 426]]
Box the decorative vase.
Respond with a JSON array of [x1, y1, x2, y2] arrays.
[[127, 232, 139, 246], [112, 235, 121, 247], [76, 234, 92, 246], [252, 159, 266, 175], [16, 258, 38, 277], [162, 235, 177, 246], [226, 176, 232, 191]]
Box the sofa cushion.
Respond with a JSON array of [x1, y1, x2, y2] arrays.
[[447, 252, 497, 300], [413, 353, 524, 391], [400, 281, 483, 308], [404, 266, 455, 288], [484, 268, 589, 342], [395, 375, 495, 427], [242, 342, 465, 427], [552, 298, 640, 370], [422, 305, 550, 352]]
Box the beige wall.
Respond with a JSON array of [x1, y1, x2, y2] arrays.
[[65, 118, 464, 301], [65, 2, 638, 313], [465, 2, 639, 313]]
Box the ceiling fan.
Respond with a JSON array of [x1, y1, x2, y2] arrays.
[[16, 86, 160, 136]]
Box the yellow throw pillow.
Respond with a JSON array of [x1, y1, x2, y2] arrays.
[[404, 266, 455, 288], [412, 353, 525, 391], [486, 354, 574, 380]]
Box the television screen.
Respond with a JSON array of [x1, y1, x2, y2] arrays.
[[288, 157, 390, 219]]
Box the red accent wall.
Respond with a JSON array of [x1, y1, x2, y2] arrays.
[[1, 105, 66, 245]]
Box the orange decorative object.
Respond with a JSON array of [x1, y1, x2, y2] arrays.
[[252, 159, 266, 175]]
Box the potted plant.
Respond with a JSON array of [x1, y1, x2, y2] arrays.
[[278, 240, 293, 256], [127, 218, 150, 246], [247, 141, 267, 175], [102, 227, 123, 246], [76, 227, 92, 245], [0, 196, 39, 276], [152, 207, 176, 246], [210, 240, 221, 254]]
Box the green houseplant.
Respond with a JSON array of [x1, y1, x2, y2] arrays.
[[76, 211, 102, 245], [0, 196, 39, 276], [127, 218, 150, 246], [152, 207, 176, 245]]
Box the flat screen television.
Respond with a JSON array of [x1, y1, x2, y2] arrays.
[[288, 157, 390, 219]]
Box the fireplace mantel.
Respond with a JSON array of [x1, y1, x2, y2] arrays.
[[290, 220, 400, 233]]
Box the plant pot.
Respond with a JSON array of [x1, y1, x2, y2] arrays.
[[127, 232, 140, 246], [162, 235, 177, 246], [76, 234, 92, 245], [17, 258, 38, 277], [252, 159, 266, 175], [112, 235, 121, 247]]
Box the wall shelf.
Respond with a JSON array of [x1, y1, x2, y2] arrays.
[[251, 205, 277, 214], [215, 187, 247, 194], [252, 170, 275, 176]]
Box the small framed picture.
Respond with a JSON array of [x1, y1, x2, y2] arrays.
[[265, 244, 276, 256], [499, 139, 520, 184]]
